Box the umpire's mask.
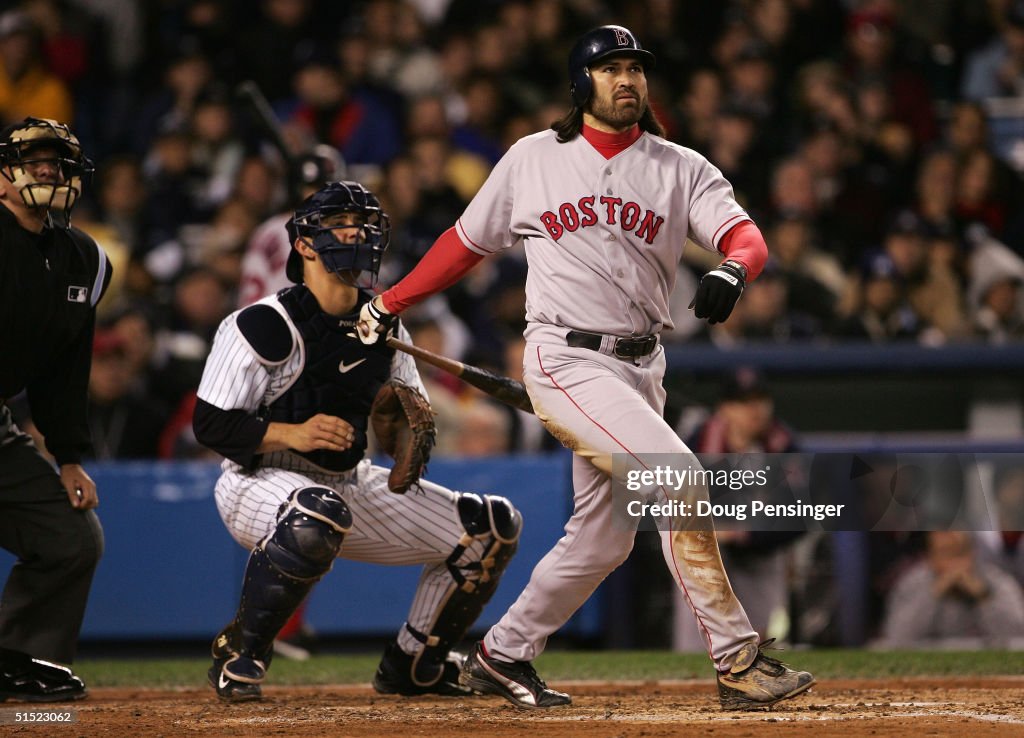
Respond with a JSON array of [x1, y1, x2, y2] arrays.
[[0, 117, 94, 229]]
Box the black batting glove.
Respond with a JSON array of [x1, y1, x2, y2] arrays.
[[688, 260, 747, 324]]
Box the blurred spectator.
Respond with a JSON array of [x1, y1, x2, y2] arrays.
[[237, 143, 345, 307], [947, 100, 991, 155], [674, 67, 722, 152], [955, 148, 1008, 235], [883, 210, 970, 342], [451, 75, 506, 165], [879, 530, 1024, 646], [968, 227, 1024, 342], [842, 6, 937, 145], [85, 330, 167, 460], [767, 156, 818, 223], [914, 149, 958, 242], [961, 0, 1024, 101], [287, 47, 402, 170], [452, 399, 511, 457], [975, 465, 1024, 589], [499, 333, 552, 453], [944, 101, 1024, 252], [675, 369, 802, 648], [836, 251, 921, 342], [0, 0, 1018, 477], [151, 266, 231, 409], [189, 85, 245, 212], [230, 155, 279, 222], [402, 314, 465, 457], [94, 154, 146, 255], [234, 0, 320, 104], [23, 0, 102, 90], [705, 261, 820, 343], [105, 302, 160, 397], [403, 94, 490, 201], [0, 10, 72, 124], [706, 102, 765, 209], [722, 41, 785, 156], [187, 198, 258, 291], [139, 127, 202, 272], [768, 211, 846, 324], [133, 37, 212, 156], [362, 0, 444, 98]]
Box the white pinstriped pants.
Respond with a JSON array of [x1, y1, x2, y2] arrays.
[[214, 457, 486, 653]]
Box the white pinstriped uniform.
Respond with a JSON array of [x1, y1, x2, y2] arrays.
[[198, 295, 484, 655], [454, 129, 759, 670]]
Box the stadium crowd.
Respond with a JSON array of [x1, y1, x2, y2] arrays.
[[3, 0, 1024, 651], [4, 0, 1023, 458]]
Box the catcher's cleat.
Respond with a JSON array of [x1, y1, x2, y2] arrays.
[[372, 641, 471, 696], [208, 654, 266, 703], [717, 640, 815, 711], [459, 642, 571, 709], [0, 649, 87, 703]]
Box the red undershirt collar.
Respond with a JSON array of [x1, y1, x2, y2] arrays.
[[581, 123, 642, 160]]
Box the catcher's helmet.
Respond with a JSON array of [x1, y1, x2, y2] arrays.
[[568, 25, 655, 108], [289, 143, 346, 195], [0, 117, 93, 228], [285, 180, 391, 286]]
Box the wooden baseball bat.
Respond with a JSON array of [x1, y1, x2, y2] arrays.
[[386, 337, 535, 414], [235, 80, 302, 205]]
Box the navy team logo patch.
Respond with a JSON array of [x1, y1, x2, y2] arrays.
[[68, 285, 88, 303]]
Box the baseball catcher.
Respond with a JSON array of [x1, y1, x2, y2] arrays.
[[193, 180, 521, 701]]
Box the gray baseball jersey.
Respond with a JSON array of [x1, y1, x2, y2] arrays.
[[197, 294, 486, 658], [453, 129, 759, 671], [455, 130, 749, 337]]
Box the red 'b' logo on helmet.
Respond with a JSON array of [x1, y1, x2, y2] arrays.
[[613, 28, 630, 46]]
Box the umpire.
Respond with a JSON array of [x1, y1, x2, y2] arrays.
[[0, 117, 110, 702]]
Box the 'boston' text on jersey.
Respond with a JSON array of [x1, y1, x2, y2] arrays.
[[539, 195, 664, 244]]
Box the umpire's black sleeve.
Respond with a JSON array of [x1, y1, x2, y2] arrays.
[[27, 316, 95, 466], [193, 398, 269, 468]]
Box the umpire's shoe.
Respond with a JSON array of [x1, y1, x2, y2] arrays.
[[459, 642, 571, 709], [372, 641, 471, 697], [0, 649, 87, 703], [209, 654, 266, 702], [717, 640, 815, 711]]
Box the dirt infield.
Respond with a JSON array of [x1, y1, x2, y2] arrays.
[[4, 677, 1023, 736]]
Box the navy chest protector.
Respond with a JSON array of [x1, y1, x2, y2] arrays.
[[264, 287, 393, 472]]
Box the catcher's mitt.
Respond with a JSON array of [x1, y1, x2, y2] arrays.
[[370, 380, 436, 493]]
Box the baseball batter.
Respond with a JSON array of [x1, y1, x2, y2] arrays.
[[357, 26, 815, 710], [194, 181, 522, 702]]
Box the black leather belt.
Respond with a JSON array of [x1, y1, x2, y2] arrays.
[[566, 330, 658, 359]]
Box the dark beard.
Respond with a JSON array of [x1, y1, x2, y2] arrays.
[[588, 94, 645, 129]]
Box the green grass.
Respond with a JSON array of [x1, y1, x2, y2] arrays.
[[75, 649, 1024, 688]]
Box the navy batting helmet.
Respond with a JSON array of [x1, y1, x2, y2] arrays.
[[285, 180, 391, 285], [568, 25, 655, 108]]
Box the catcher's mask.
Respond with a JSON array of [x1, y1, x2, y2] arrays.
[[0, 117, 94, 228], [286, 180, 391, 288]]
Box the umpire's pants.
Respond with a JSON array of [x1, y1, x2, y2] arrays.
[[0, 413, 103, 665]]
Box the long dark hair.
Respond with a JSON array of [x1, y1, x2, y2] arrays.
[[550, 104, 666, 143]]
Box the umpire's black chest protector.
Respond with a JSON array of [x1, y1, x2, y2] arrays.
[[264, 286, 393, 472]]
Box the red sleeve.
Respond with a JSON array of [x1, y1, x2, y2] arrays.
[[719, 220, 768, 281], [380, 226, 484, 313]]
